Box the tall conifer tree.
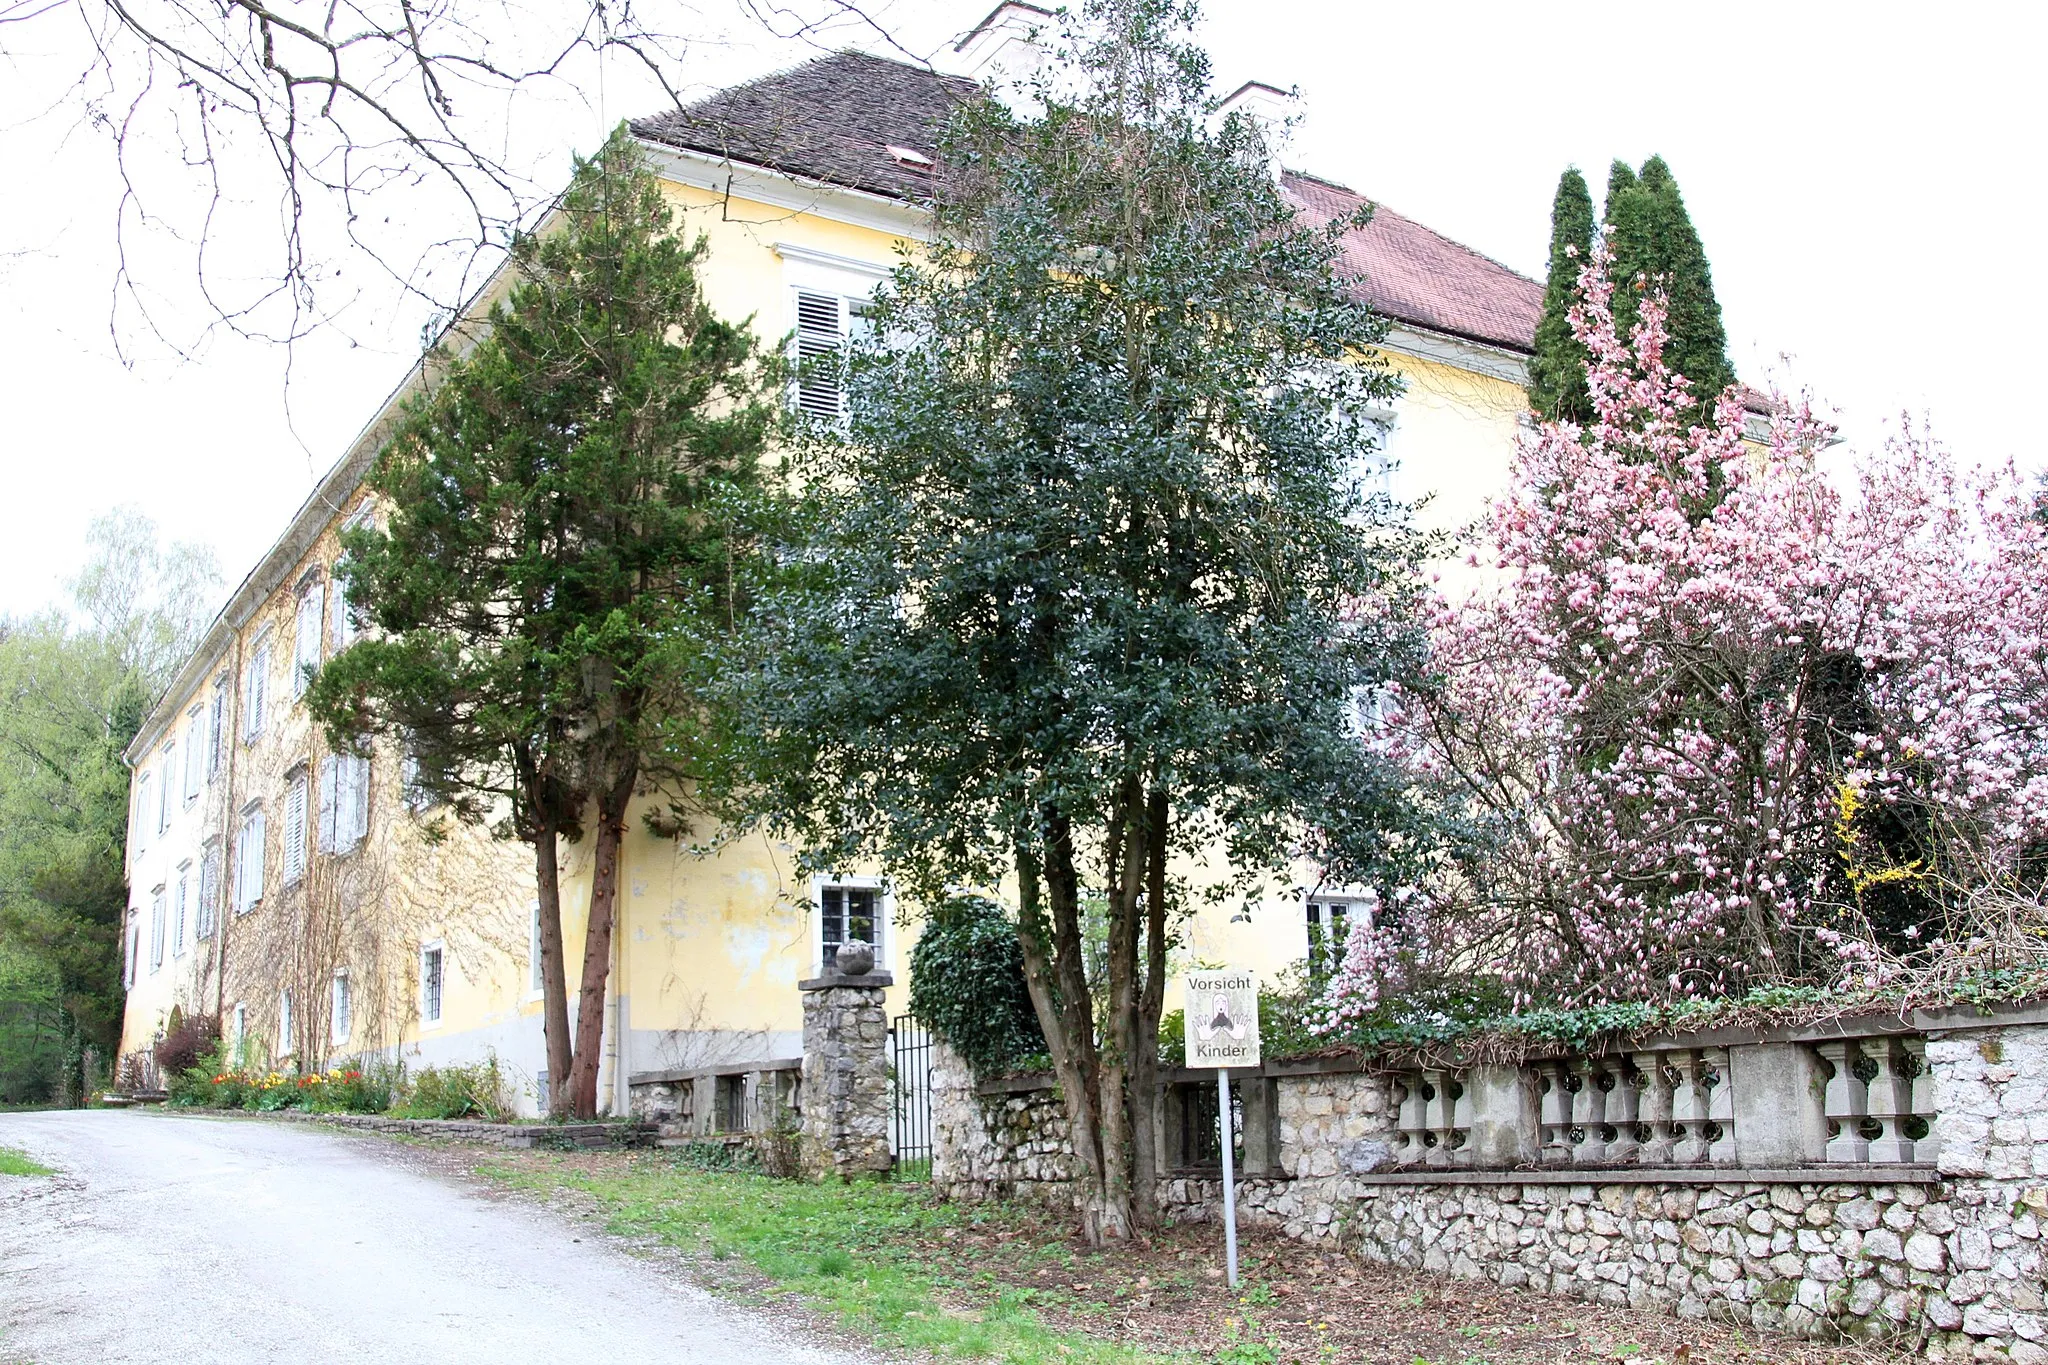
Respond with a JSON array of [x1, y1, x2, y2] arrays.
[[1603, 155, 1735, 416], [1527, 167, 1596, 421]]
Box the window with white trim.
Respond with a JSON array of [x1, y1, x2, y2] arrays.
[[197, 843, 220, 940], [1307, 895, 1365, 977], [815, 879, 887, 973], [182, 706, 204, 802], [133, 772, 153, 854], [172, 864, 189, 958], [125, 913, 139, 989], [420, 943, 445, 1025], [332, 971, 351, 1044], [233, 1002, 246, 1051], [319, 751, 370, 854], [291, 577, 323, 699], [244, 636, 271, 739], [278, 990, 293, 1057], [281, 769, 309, 887], [234, 806, 266, 914], [149, 889, 166, 973], [791, 289, 876, 420]]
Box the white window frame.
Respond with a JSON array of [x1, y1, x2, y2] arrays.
[[291, 575, 323, 700], [235, 805, 266, 914], [811, 876, 892, 975], [125, 913, 140, 989], [332, 970, 351, 1045], [172, 863, 190, 958], [278, 990, 293, 1058], [420, 941, 446, 1027], [330, 506, 372, 652], [233, 1002, 247, 1051], [1306, 893, 1369, 972], [320, 751, 370, 854], [779, 245, 886, 423]]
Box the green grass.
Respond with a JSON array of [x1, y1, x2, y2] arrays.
[[0, 1146, 53, 1177], [483, 1155, 1160, 1365]]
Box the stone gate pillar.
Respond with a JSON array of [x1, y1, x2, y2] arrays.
[[799, 954, 893, 1180]]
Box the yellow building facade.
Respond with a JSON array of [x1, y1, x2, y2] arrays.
[[116, 42, 1545, 1116]]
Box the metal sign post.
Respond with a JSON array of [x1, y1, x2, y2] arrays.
[[1184, 969, 1260, 1290]]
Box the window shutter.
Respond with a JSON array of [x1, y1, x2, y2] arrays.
[[135, 775, 152, 851], [240, 811, 265, 909], [318, 757, 340, 852], [173, 872, 187, 954], [183, 709, 203, 800], [329, 572, 357, 650], [794, 290, 847, 419], [283, 777, 307, 884], [246, 645, 268, 736], [150, 893, 165, 970], [209, 681, 227, 777], [158, 752, 173, 834], [347, 754, 370, 847], [199, 849, 219, 939]]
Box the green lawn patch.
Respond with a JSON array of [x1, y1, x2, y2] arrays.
[[0, 1145, 53, 1176], [481, 1152, 1159, 1365]]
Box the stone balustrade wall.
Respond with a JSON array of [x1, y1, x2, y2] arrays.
[[929, 1005, 2048, 1359]]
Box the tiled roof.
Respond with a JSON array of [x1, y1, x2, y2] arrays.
[[1280, 172, 1540, 354], [633, 51, 980, 202], [635, 53, 1541, 354]]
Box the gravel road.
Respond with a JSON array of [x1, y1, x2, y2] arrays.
[[0, 1109, 861, 1365]]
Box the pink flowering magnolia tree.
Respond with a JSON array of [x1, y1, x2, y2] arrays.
[[1322, 254, 2048, 1021]]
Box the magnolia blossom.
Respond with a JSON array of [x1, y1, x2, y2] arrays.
[[1323, 254, 2048, 1016]]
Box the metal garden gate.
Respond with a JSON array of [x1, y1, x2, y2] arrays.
[[889, 1012, 934, 1178]]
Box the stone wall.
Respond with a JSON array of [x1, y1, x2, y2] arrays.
[[930, 1040, 1076, 1206], [929, 1007, 2048, 1359], [266, 1109, 652, 1149]]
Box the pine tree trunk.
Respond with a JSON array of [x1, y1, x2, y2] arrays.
[[533, 814, 573, 1118], [565, 770, 635, 1118]]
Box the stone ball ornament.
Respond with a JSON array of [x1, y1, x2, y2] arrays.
[[834, 940, 876, 976]]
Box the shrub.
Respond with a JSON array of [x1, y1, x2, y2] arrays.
[[908, 895, 1044, 1077], [399, 1058, 510, 1120], [152, 1010, 220, 1078]]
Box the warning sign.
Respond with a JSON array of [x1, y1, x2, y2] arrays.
[[1183, 969, 1261, 1069]]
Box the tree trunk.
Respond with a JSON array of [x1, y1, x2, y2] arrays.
[[1014, 832, 1124, 1245], [1128, 785, 1169, 1225], [532, 813, 573, 1118], [565, 769, 635, 1118]]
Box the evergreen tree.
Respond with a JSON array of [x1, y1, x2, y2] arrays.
[[1527, 167, 1596, 421], [310, 127, 774, 1118], [1603, 155, 1735, 416], [719, 0, 1441, 1242]]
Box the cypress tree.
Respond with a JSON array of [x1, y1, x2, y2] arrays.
[[1527, 167, 1596, 421], [1603, 156, 1735, 417]]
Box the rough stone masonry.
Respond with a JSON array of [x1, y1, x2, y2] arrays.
[[799, 968, 894, 1180], [929, 1009, 2048, 1360]]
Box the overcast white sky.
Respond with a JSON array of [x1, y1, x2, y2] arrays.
[[1, 0, 2041, 618]]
